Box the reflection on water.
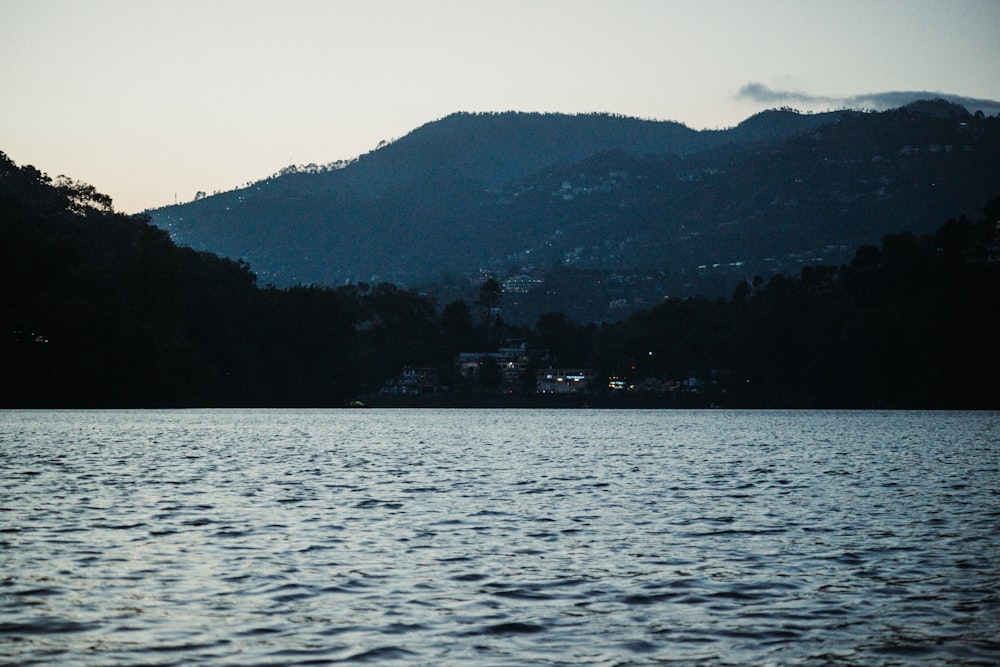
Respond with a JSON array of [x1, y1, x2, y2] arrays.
[[2, 409, 998, 665]]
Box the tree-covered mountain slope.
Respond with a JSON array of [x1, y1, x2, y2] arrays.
[[147, 109, 842, 283], [4, 149, 998, 408], [147, 102, 1000, 314]]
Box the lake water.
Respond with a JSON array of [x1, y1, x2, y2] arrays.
[[2, 409, 998, 666]]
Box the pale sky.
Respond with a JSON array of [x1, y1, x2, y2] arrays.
[[3, 0, 999, 213]]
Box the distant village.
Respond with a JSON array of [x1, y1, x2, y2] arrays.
[[377, 339, 722, 400]]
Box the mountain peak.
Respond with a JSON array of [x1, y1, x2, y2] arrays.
[[902, 98, 972, 119], [727, 107, 847, 142], [148, 103, 1000, 311]]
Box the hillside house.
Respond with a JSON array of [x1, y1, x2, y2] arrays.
[[380, 366, 438, 395], [536, 369, 594, 394]]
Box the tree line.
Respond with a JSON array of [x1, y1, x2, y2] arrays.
[[2, 151, 997, 408]]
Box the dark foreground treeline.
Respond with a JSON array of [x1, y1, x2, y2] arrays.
[[2, 151, 998, 408]]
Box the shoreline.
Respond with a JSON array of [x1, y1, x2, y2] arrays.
[[354, 393, 718, 409]]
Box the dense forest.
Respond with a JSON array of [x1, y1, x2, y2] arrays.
[[2, 151, 998, 408], [149, 102, 1000, 317]]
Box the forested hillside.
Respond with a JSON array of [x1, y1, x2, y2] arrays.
[[148, 102, 1000, 322], [1, 152, 353, 406], [3, 151, 998, 408], [146, 108, 845, 287]]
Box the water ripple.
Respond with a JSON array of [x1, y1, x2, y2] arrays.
[[2, 408, 998, 665]]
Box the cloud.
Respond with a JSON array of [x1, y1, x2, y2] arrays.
[[737, 83, 837, 107], [737, 83, 1000, 116]]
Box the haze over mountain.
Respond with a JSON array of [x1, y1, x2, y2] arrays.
[[738, 84, 1000, 118], [148, 100, 1000, 321]]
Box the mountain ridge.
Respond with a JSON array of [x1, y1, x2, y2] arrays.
[[148, 101, 998, 321], [147, 108, 847, 270], [244, 109, 847, 200]]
